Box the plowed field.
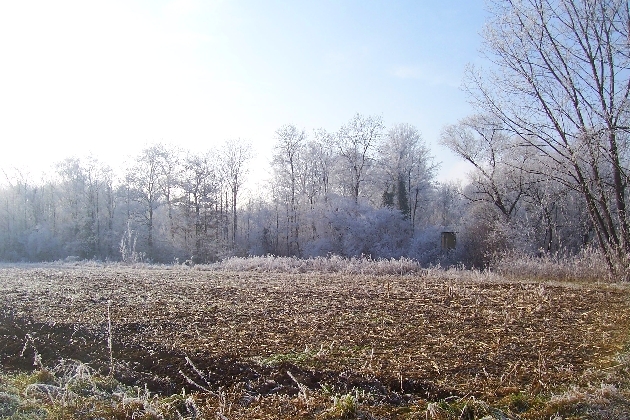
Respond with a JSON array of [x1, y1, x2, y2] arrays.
[[0, 265, 629, 417]]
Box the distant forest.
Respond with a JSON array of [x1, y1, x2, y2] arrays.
[[0, 113, 592, 267]]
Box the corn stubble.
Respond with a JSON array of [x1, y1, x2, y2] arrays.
[[0, 263, 629, 418]]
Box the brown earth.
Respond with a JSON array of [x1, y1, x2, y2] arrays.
[[0, 265, 628, 409]]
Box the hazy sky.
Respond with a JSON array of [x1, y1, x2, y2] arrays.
[[0, 0, 487, 188]]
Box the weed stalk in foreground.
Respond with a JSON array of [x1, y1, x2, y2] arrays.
[[107, 299, 114, 376]]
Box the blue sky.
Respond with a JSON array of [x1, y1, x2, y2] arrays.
[[0, 0, 486, 187]]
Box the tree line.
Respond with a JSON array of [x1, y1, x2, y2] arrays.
[[0, 141, 252, 263], [0, 112, 594, 267], [1, 0, 627, 272], [0, 116, 448, 264]]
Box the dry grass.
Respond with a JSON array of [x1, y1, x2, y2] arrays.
[[491, 248, 615, 283]]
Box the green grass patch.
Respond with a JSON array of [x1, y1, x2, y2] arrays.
[[255, 349, 319, 366]]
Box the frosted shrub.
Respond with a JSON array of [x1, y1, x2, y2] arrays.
[[408, 226, 444, 264]]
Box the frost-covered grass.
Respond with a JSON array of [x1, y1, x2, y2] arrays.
[[491, 248, 614, 282], [6, 360, 630, 419], [195, 251, 619, 282], [3, 255, 433, 278], [1, 247, 624, 282], [197, 254, 431, 275], [0, 360, 203, 419], [195, 255, 499, 281]]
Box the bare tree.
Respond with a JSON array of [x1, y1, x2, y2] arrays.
[[0, 169, 44, 259], [311, 128, 336, 201], [179, 151, 219, 262], [440, 115, 531, 221], [99, 163, 117, 258], [55, 158, 88, 249], [467, 0, 630, 272], [219, 139, 252, 249], [156, 144, 182, 242], [272, 125, 306, 256], [126, 145, 165, 257], [336, 114, 384, 202]]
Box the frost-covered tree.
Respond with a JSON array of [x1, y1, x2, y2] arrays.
[[378, 123, 437, 228], [311, 129, 336, 202], [522, 175, 591, 253], [430, 181, 464, 229], [53, 157, 116, 259], [155, 144, 182, 242], [178, 151, 221, 262], [467, 0, 630, 273], [335, 114, 384, 202], [440, 115, 531, 221], [440, 116, 542, 262], [98, 163, 117, 259], [0, 169, 53, 260], [125, 145, 166, 259], [55, 158, 89, 254], [219, 139, 252, 250], [271, 125, 307, 256]]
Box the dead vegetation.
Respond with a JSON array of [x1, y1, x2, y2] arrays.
[[0, 264, 629, 418]]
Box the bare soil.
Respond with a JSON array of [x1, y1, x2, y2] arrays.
[[0, 265, 628, 411]]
